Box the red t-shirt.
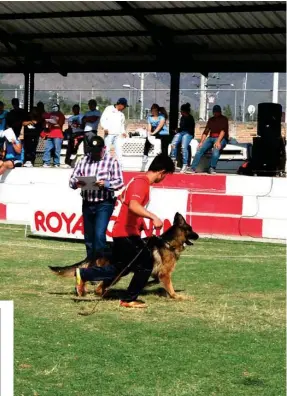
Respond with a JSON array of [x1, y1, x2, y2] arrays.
[[112, 175, 150, 237], [46, 111, 65, 138]]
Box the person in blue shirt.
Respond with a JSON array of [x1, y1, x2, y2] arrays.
[[0, 137, 24, 176], [143, 104, 170, 164], [0, 101, 8, 133], [170, 102, 195, 173]]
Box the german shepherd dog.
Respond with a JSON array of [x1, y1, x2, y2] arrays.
[[49, 213, 199, 299]]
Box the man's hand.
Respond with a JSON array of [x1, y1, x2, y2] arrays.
[[214, 141, 221, 150], [152, 216, 163, 229], [104, 129, 109, 136], [95, 180, 105, 188], [76, 181, 86, 188]]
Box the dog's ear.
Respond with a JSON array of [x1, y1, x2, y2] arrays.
[[173, 212, 186, 226]]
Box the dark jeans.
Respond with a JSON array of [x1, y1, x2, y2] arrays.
[[65, 134, 84, 165], [80, 236, 153, 302], [144, 135, 170, 157], [24, 135, 39, 165], [82, 200, 115, 261]]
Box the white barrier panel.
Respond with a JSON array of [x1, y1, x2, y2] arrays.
[[263, 219, 287, 239], [226, 175, 287, 198], [0, 301, 14, 396], [29, 184, 188, 240], [243, 196, 287, 219]]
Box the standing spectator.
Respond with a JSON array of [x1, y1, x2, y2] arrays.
[[170, 103, 195, 173], [189, 105, 229, 174], [100, 98, 128, 166], [63, 104, 84, 168], [6, 98, 27, 138], [0, 101, 8, 133], [82, 99, 101, 134], [0, 137, 24, 176], [22, 107, 43, 167], [42, 104, 65, 168], [69, 134, 124, 262], [143, 104, 169, 164], [36, 101, 50, 123]]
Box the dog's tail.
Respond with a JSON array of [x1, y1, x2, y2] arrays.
[[48, 257, 110, 278], [48, 259, 90, 278]]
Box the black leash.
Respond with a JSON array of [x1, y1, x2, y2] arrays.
[[78, 236, 153, 316]]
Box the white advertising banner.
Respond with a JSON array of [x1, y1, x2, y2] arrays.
[[29, 185, 188, 240]]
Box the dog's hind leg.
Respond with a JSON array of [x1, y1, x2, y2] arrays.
[[145, 277, 160, 288]]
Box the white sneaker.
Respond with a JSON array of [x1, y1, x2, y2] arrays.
[[180, 165, 188, 174], [42, 164, 51, 168], [142, 155, 148, 163], [54, 165, 60, 168], [61, 164, 71, 169], [24, 161, 33, 168]]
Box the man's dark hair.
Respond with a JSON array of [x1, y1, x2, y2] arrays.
[[11, 98, 19, 106], [148, 154, 175, 173], [0, 101, 4, 107], [72, 104, 80, 109]]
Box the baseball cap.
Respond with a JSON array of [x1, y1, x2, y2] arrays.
[[84, 133, 105, 153], [213, 105, 222, 113], [51, 104, 59, 112], [116, 97, 129, 107]]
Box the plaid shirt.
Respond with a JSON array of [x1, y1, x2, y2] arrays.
[[69, 152, 124, 202]]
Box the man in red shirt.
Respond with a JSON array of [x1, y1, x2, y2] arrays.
[[75, 154, 175, 308], [189, 105, 229, 174], [42, 104, 65, 168]]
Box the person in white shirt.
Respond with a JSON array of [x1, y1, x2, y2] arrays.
[[100, 98, 128, 166], [82, 99, 101, 133]]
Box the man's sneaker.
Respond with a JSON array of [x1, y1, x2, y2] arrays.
[[187, 168, 196, 174], [180, 165, 188, 174], [42, 164, 51, 168], [119, 300, 147, 308], [54, 165, 60, 168], [24, 161, 33, 168], [61, 164, 72, 169], [208, 167, 216, 174], [75, 268, 86, 297]]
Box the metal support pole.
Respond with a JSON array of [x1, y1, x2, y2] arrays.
[[272, 72, 279, 103], [79, 91, 82, 111], [140, 72, 144, 120], [169, 71, 180, 135], [234, 90, 237, 121], [24, 72, 29, 113], [29, 72, 34, 111], [199, 75, 207, 121], [242, 72, 248, 122]]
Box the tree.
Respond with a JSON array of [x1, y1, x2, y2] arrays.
[[223, 104, 233, 120]]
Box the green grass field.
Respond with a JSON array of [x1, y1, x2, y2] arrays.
[[0, 224, 285, 396]]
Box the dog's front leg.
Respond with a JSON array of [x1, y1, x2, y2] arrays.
[[159, 274, 179, 299]]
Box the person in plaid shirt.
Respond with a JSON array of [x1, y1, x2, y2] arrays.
[[69, 133, 124, 262]]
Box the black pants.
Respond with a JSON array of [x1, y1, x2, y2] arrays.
[[143, 135, 170, 157], [80, 236, 153, 302], [65, 135, 84, 165], [24, 135, 39, 165]]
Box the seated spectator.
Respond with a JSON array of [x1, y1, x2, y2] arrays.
[[63, 104, 84, 168], [170, 102, 195, 174], [0, 101, 8, 134], [22, 107, 43, 167], [189, 105, 229, 174], [0, 137, 24, 176], [42, 104, 65, 168]]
